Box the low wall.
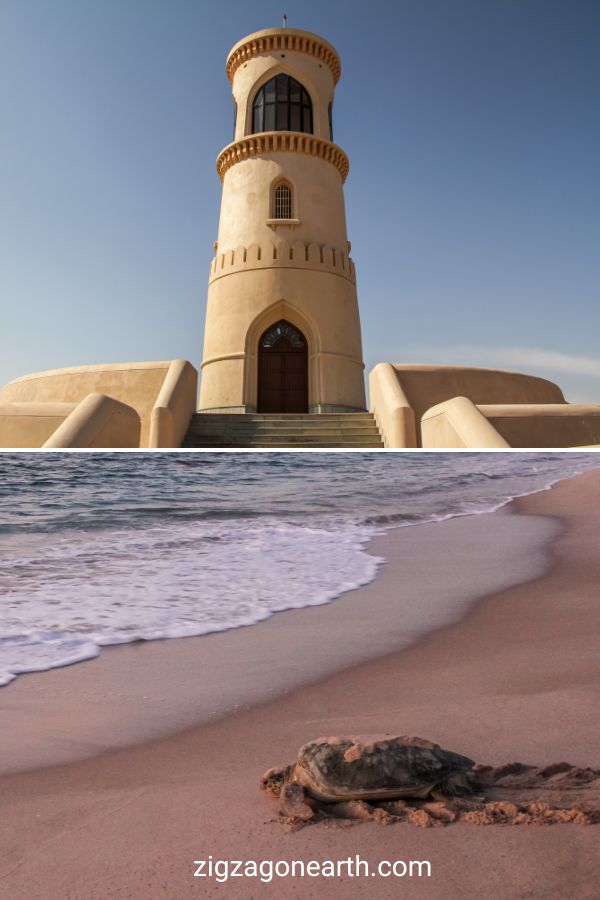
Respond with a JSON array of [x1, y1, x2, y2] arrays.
[[421, 397, 510, 448], [421, 399, 600, 448], [368, 363, 417, 448], [369, 364, 566, 447], [44, 394, 140, 448], [149, 360, 198, 448], [0, 360, 198, 448], [481, 404, 600, 449], [0, 402, 76, 449]]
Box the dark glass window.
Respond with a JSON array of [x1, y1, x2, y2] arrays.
[[264, 103, 275, 131], [261, 320, 305, 349], [328, 102, 333, 141], [252, 75, 313, 135], [233, 101, 237, 141]]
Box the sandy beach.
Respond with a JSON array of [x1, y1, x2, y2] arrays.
[[1, 468, 599, 898]]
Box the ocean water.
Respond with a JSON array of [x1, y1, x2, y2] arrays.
[[0, 452, 597, 687]]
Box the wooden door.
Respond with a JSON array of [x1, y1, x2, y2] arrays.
[[257, 321, 308, 413]]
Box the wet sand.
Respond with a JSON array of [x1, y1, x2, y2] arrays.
[[0, 503, 557, 774], [1, 469, 599, 898]]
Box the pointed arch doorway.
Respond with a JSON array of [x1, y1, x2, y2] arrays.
[[257, 320, 308, 413]]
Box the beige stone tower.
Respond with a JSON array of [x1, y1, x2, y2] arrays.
[[199, 27, 366, 414]]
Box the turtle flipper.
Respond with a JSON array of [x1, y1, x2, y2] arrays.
[[279, 781, 314, 821], [431, 772, 476, 800]]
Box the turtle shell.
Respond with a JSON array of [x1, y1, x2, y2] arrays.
[[293, 735, 475, 802]]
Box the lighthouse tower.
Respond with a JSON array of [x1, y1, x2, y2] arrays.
[[199, 27, 366, 414]]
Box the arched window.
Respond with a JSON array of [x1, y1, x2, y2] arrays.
[[252, 74, 313, 135], [261, 320, 306, 349], [328, 102, 333, 141], [273, 181, 293, 219]]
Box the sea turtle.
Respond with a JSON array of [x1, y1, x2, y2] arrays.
[[261, 735, 476, 820]]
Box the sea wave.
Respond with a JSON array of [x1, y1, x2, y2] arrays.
[[0, 517, 383, 685], [0, 452, 598, 686]]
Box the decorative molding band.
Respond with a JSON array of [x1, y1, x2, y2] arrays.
[[318, 351, 365, 368], [226, 28, 341, 85], [200, 352, 245, 369], [216, 133, 349, 182], [208, 239, 356, 285]]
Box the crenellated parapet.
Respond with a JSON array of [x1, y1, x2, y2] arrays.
[[216, 133, 349, 182], [226, 28, 341, 86], [209, 239, 356, 284]]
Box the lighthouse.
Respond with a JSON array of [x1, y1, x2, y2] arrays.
[[199, 27, 366, 414]]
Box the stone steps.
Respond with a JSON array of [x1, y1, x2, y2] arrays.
[[185, 413, 380, 423], [182, 412, 384, 449], [184, 428, 381, 438], [181, 443, 382, 449]]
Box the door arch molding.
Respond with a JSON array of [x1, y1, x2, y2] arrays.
[[243, 300, 320, 412]]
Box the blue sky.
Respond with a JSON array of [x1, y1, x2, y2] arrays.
[[1, 0, 598, 401]]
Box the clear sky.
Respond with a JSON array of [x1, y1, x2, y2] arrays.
[[1, 0, 599, 401]]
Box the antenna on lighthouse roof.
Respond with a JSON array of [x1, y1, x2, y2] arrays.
[[282, 13, 288, 27]]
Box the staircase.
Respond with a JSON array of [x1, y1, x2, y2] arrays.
[[182, 413, 384, 448]]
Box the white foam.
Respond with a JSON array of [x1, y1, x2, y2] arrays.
[[1, 453, 597, 687], [0, 517, 383, 685]]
